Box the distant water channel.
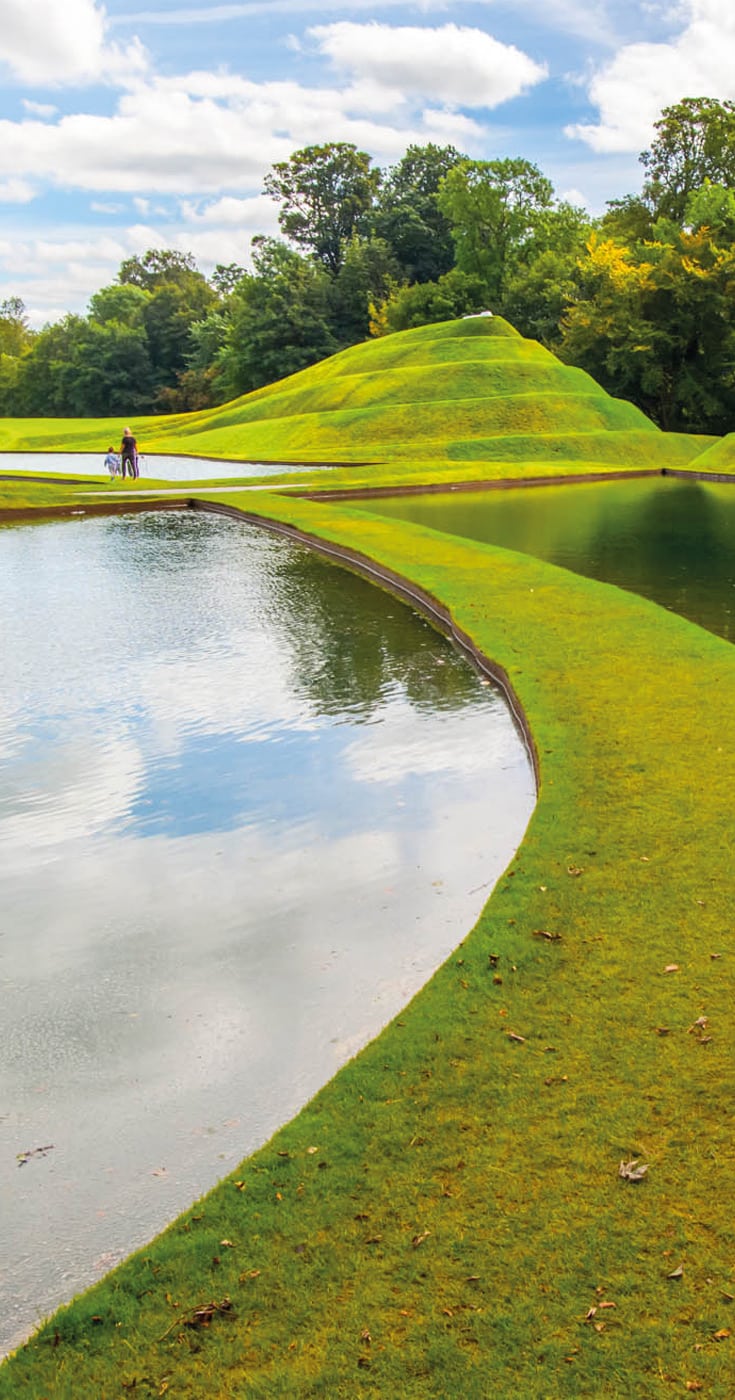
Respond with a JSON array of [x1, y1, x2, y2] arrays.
[[354, 476, 735, 642], [0, 451, 312, 480], [0, 510, 534, 1354]]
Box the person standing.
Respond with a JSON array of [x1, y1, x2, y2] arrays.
[[120, 427, 138, 479], [104, 445, 120, 482]]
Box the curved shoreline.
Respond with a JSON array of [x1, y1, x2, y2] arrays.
[[4, 484, 735, 1396]]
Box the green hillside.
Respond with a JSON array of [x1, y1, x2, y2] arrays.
[[0, 316, 715, 476]]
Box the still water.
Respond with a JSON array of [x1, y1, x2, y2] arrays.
[[0, 452, 314, 481], [354, 476, 735, 641], [0, 511, 534, 1354]]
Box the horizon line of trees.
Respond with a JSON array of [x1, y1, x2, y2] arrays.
[[3, 96, 735, 435]]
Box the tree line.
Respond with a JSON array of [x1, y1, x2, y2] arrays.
[[3, 97, 735, 434]]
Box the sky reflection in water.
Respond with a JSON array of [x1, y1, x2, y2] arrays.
[[0, 510, 534, 1354]]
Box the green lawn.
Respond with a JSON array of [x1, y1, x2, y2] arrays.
[[0, 316, 720, 474], [2, 318, 734, 1397]]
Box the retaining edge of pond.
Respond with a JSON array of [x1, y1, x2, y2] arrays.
[[287, 466, 664, 502], [189, 496, 540, 793]]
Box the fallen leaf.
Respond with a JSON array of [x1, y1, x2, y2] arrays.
[[360, 1329, 372, 1344], [306, 1146, 318, 1155], [656, 1027, 672, 1036], [151, 1167, 168, 1178], [685, 1382, 704, 1392], [599, 1301, 617, 1309], [713, 1328, 731, 1341], [532, 929, 562, 941], [711, 952, 722, 960], [688, 1017, 709, 1034], [219, 1240, 235, 1249], [567, 866, 584, 877], [619, 1158, 649, 1183], [667, 1265, 684, 1279], [412, 1231, 431, 1248], [507, 1032, 526, 1044], [663, 964, 679, 974], [585, 1307, 597, 1321]]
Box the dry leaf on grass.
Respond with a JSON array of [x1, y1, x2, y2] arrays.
[[619, 1158, 649, 1183]]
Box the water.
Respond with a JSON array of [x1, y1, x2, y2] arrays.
[[0, 452, 318, 481], [0, 510, 534, 1354], [352, 477, 735, 642]]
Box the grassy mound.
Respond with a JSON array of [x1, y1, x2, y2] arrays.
[[681, 433, 735, 474], [0, 316, 699, 476], [3, 490, 735, 1398]]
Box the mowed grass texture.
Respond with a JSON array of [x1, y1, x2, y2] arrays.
[[0, 317, 718, 473], [3, 490, 735, 1399]]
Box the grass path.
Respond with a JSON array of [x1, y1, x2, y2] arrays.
[[2, 487, 735, 1397]]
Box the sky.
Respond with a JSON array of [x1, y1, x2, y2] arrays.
[[1, 0, 734, 325]]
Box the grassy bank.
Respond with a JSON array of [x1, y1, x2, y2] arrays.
[[0, 318, 719, 477], [2, 488, 735, 1398]]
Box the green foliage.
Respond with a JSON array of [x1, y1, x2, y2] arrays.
[[217, 239, 339, 397], [0, 296, 32, 357], [263, 142, 381, 274], [372, 143, 465, 283], [559, 223, 735, 433], [328, 235, 402, 344], [641, 97, 735, 220], [375, 268, 490, 334], [437, 157, 554, 300], [118, 247, 200, 289], [88, 282, 150, 327]]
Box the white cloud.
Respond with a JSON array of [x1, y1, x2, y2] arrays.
[[311, 22, 548, 109], [0, 0, 148, 85], [0, 64, 497, 202], [0, 177, 35, 203], [567, 0, 735, 151], [22, 99, 58, 118]]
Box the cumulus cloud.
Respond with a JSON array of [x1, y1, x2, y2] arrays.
[[0, 0, 148, 85], [22, 99, 58, 117], [311, 22, 548, 109], [0, 64, 494, 200], [0, 177, 35, 202], [567, 0, 735, 151]]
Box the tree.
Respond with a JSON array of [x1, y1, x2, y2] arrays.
[[372, 268, 490, 336], [329, 236, 402, 344], [0, 296, 32, 357], [559, 224, 735, 433], [373, 143, 465, 283], [88, 283, 150, 327], [640, 98, 735, 221], [263, 143, 381, 274], [437, 158, 554, 300], [211, 262, 246, 296], [217, 239, 338, 397], [118, 248, 199, 290]]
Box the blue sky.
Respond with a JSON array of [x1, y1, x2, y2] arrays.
[[0, 0, 731, 324]]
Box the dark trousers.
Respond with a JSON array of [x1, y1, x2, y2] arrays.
[[122, 454, 138, 478]]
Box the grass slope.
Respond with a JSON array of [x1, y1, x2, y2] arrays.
[[3, 490, 735, 1398], [0, 316, 715, 475]]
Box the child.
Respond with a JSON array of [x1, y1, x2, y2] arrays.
[[104, 446, 120, 482]]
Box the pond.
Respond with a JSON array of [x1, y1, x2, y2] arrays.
[[0, 452, 318, 481], [0, 510, 535, 1355], [350, 476, 735, 642]]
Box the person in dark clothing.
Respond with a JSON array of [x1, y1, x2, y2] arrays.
[[120, 427, 138, 479]]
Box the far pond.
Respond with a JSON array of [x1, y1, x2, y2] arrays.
[[353, 476, 735, 642], [0, 511, 534, 1355]]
